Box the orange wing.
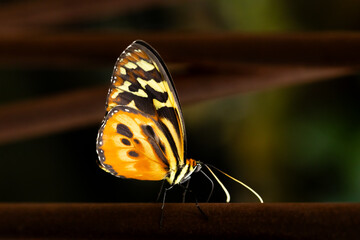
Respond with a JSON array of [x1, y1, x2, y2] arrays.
[[96, 106, 172, 181], [96, 40, 187, 183]]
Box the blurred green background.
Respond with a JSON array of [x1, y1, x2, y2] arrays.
[[0, 0, 359, 203]]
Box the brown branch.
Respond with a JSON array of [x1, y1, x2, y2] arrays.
[[175, 63, 354, 103], [0, 0, 178, 36], [1, 33, 360, 143], [1, 32, 360, 67], [0, 87, 106, 144], [0, 203, 358, 239], [0, 63, 354, 144]]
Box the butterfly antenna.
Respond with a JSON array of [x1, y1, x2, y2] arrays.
[[205, 164, 264, 203], [204, 164, 231, 203]]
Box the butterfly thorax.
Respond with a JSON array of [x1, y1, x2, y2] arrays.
[[166, 158, 200, 185]]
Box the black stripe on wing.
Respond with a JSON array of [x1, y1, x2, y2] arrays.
[[133, 40, 187, 166]]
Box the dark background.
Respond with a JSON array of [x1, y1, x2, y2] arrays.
[[0, 0, 359, 203]]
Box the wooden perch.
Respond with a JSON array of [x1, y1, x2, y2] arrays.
[[0, 203, 358, 239]]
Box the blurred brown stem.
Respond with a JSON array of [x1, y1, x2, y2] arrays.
[[1, 33, 360, 144]]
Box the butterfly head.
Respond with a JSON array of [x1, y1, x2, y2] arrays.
[[187, 158, 202, 171]]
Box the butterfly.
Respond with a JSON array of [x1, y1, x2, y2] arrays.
[[96, 40, 263, 204]]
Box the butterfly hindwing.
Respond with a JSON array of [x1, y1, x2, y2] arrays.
[[97, 106, 173, 181]]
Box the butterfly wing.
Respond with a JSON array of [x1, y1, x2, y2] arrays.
[[97, 106, 172, 180], [97, 40, 186, 181]]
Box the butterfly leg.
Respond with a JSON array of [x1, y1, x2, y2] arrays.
[[182, 179, 191, 203], [156, 179, 166, 202], [178, 184, 208, 220], [200, 169, 214, 202], [193, 195, 208, 220], [160, 186, 171, 228]]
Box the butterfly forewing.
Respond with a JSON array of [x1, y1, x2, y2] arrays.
[[97, 40, 187, 181]]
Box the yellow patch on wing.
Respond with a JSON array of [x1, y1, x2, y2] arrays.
[[117, 81, 148, 98], [110, 88, 123, 99], [124, 62, 137, 69], [136, 78, 167, 94], [120, 67, 126, 75], [137, 59, 155, 71], [160, 117, 183, 166], [153, 98, 173, 109], [127, 100, 137, 109], [136, 77, 147, 89], [149, 79, 167, 93]]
